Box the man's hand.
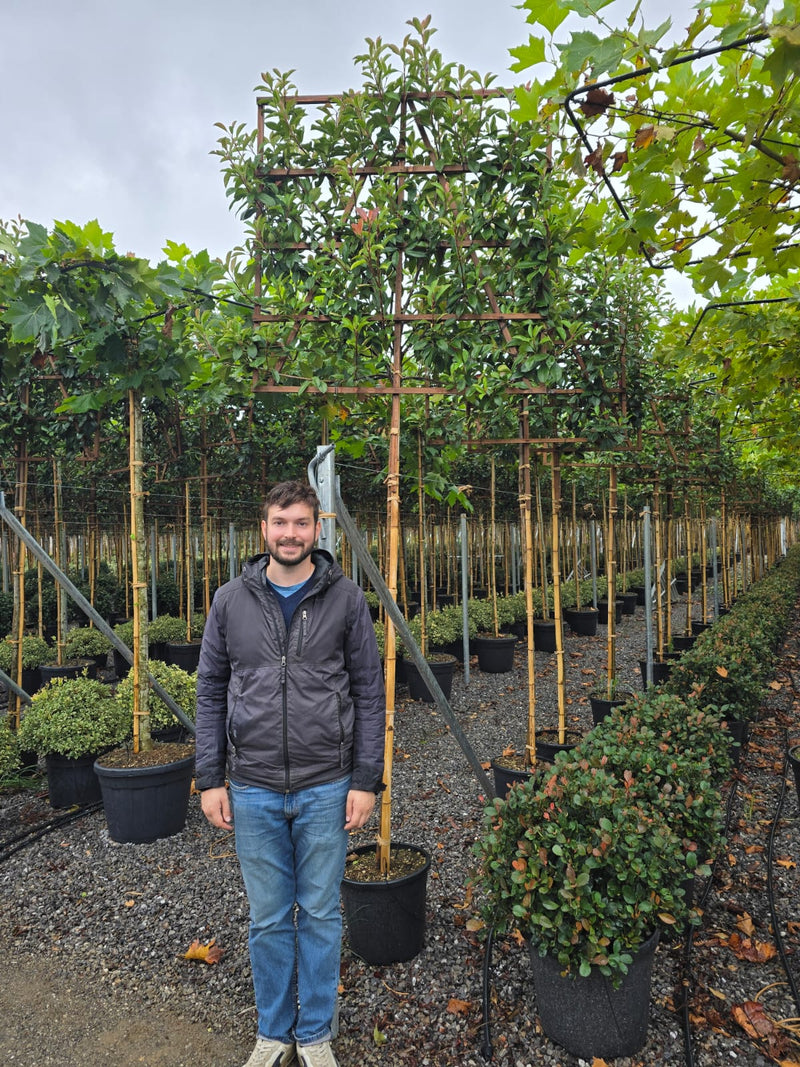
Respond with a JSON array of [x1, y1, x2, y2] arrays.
[[201, 786, 233, 829], [344, 789, 376, 830]]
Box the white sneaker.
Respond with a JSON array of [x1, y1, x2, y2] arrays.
[[242, 1037, 297, 1067], [296, 1041, 339, 1067]]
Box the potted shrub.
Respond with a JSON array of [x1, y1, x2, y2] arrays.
[[114, 659, 196, 741], [17, 675, 130, 808], [112, 619, 134, 678], [469, 597, 517, 674], [63, 626, 112, 671], [474, 754, 701, 1059], [147, 614, 187, 660], [399, 613, 458, 702], [165, 615, 206, 673], [0, 635, 54, 695], [95, 659, 196, 843]]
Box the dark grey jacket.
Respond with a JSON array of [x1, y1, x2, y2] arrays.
[[194, 549, 385, 795]]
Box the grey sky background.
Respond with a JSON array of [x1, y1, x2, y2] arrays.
[[2, 0, 697, 296]]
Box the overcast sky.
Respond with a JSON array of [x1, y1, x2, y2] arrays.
[[2, 0, 697, 291]]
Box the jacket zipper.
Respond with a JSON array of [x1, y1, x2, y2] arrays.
[[281, 652, 290, 792]]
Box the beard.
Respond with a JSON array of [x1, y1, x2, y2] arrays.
[[267, 539, 315, 568]]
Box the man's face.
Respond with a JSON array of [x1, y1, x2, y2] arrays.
[[262, 502, 320, 568]]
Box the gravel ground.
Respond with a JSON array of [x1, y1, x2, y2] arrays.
[[2, 590, 800, 1067]]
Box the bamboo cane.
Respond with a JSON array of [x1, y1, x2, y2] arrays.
[[606, 466, 617, 697], [550, 449, 566, 743]]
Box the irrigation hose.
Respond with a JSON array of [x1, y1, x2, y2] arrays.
[[479, 923, 497, 1062], [766, 738, 800, 1014], [0, 801, 102, 864]]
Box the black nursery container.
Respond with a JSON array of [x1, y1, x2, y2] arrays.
[[342, 843, 431, 964]]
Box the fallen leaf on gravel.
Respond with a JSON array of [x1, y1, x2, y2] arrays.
[[184, 938, 225, 964], [709, 987, 728, 1000], [591, 1059, 610, 1066], [727, 932, 776, 962], [447, 997, 471, 1015], [775, 857, 796, 869], [768, 680, 782, 690], [732, 1000, 792, 1058], [736, 913, 755, 936], [373, 1025, 387, 1047], [466, 917, 484, 932]]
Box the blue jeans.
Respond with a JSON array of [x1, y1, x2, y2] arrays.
[[229, 775, 351, 1046]]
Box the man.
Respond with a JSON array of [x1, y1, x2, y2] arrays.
[[196, 480, 385, 1067]]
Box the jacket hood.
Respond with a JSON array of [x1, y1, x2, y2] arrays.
[[241, 548, 343, 591]]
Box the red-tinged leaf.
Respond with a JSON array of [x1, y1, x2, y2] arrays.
[[612, 151, 628, 172], [732, 1000, 777, 1041]]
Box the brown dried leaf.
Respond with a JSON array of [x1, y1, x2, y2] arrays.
[[728, 931, 777, 962], [184, 937, 225, 965], [579, 87, 614, 116], [736, 912, 756, 936], [732, 999, 777, 1041], [715, 665, 729, 678], [775, 857, 796, 869], [447, 997, 472, 1015], [633, 125, 656, 150]]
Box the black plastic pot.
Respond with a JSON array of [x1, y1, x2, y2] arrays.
[[639, 658, 673, 688], [724, 717, 750, 767], [39, 662, 95, 684], [619, 592, 638, 616], [528, 928, 660, 1059], [490, 758, 533, 798], [342, 843, 431, 965], [672, 634, 697, 652], [535, 729, 581, 764], [674, 574, 689, 595], [473, 634, 517, 674], [632, 585, 648, 606], [404, 655, 457, 702], [589, 693, 630, 726], [165, 641, 202, 673], [564, 607, 598, 637], [691, 620, 712, 635], [533, 619, 557, 653], [597, 599, 623, 625], [94, 752, 195, 843], [45, 752, 102, 809]]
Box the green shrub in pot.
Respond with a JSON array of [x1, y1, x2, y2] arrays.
[[474, 759, 697, 984], [0, 635, 54, 673], [147, 614, 188, 645], [64, 627, 112, 662], [17, 675, 129, 759], [114, 659, 196, 733]]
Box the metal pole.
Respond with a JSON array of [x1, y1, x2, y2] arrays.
[[309, 444, 337, 558], [643, 506, 654, 687], [228, 523, 237, 582], [331, 478, 491, 796], [0, 491, 193, 732], [710, 516, 720, 619], [150, 525, 158, 620]]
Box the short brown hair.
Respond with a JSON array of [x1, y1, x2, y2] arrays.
[[262, 480, 320, 523]]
